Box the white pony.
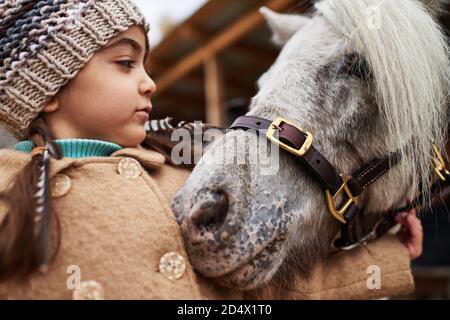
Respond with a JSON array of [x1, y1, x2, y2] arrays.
[[172, 0, 450, 290]]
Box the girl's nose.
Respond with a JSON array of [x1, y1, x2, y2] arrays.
[[140, 71, 157, 97]]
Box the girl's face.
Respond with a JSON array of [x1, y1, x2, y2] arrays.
[[41, 26, 156, 147]]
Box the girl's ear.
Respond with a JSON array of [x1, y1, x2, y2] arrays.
[[259, 7, 311, 47], [42, 96, 59, 113]]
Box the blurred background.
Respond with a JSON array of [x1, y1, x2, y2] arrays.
[[138, 0, 310, 128]]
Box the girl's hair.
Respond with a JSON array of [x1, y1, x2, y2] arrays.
[[0, 118, 62, 281]]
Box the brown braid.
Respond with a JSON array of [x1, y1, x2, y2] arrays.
[[0, 118, 62, 282]]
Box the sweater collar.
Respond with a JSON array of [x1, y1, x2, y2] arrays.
[[14, 139, 123, 158]]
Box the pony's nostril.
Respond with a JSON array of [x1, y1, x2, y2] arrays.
[[190, 191, 229, 231]]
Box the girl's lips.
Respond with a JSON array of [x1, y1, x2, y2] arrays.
[[138, 105, 152, 114], [136, 110, 149, 121]]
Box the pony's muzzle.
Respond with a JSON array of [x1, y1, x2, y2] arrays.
[[180, 191, 229, 244]]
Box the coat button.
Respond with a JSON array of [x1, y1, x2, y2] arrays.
[[159, 252, 186, 280], [117, 157, 142, 179], [50, 174, 72, 198], [72, 280, 105, 300]]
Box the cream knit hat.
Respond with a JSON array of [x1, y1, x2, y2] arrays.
[[0, 0, 149, 139]]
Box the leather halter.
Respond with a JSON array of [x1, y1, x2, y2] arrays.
[[229, 115, 448, 251]]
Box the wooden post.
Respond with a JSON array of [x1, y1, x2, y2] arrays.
[[204, 55, 225, 126], [153, 0, 298, 96]]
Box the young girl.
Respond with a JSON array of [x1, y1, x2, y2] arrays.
[[0, 0, 419, 300]]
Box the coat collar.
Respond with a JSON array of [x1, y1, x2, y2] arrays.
[[111, 146, 165, 169], [0, 146, 166, 179]]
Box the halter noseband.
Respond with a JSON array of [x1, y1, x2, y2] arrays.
[[229, 115, 449, 251]]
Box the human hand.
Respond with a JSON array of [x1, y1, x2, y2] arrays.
[[395, 208, 423, 260]]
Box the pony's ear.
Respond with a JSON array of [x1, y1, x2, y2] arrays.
[[259, 7, 311, 47]]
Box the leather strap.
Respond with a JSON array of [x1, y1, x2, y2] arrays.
[[230, 115, 401, 250], [230, 115, 396, 200], [231, 116, 342, 193], [231, 115, 449, 250]]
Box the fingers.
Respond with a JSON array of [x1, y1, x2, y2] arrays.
[[404, 209, 423, 260], [395, 208, 423, 260]]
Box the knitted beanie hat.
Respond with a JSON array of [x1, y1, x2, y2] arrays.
[[0, 0, 149, 139]]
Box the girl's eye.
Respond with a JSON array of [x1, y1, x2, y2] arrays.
[[117, 60, 136, 69]]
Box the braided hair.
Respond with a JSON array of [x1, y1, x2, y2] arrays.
[[0, 118, 62, 281]]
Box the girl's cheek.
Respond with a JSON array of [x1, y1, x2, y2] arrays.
[[109, 76, 136, 93]]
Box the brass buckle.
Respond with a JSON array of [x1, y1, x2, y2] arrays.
[[325, 175, 358, 224], [266, 117, 314, 157], [432, 142, 450, 181]]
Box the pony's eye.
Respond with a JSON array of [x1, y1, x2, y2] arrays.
[[341, 53, 373, 80]]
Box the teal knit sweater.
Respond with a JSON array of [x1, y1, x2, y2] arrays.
[[14, 139, 123, 158]]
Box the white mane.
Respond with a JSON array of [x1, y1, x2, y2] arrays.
[[316, 0, 450, 202]]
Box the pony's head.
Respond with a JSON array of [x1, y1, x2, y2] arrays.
[[172, 0, 450, 290]]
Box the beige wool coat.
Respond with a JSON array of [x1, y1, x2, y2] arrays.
[[0, 146, 414, 299]]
